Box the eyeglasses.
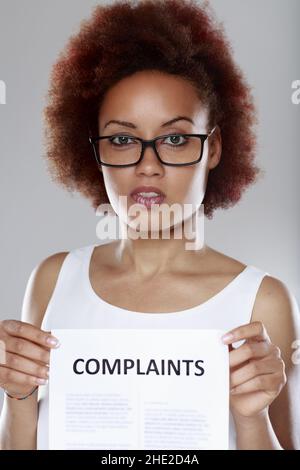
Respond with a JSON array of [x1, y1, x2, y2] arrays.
[[89, 127, 216, 167]]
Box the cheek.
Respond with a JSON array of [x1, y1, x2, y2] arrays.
[[103, 167, 135, 219], [100, 170, 129, 215], [102, 169, 130, 197], [169, 166, 207, 206]]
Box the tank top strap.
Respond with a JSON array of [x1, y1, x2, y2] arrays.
[[227, 265, 270, 330], [41, 244, 94, 331], [51, 244, 92, 290]]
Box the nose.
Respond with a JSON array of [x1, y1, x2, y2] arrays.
[[135, 141, 165, 176]]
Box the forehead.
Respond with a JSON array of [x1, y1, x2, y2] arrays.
[[98, 70, 209, 130]]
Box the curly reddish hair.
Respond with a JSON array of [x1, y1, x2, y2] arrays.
[[43, 0, 260, 219]]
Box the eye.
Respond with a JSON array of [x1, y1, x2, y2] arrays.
[[163, 134, 188, 146], [109, 135, 137, 146]]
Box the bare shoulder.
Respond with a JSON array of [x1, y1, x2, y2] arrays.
[[252, 275, 299, 327], [21, 251, 70, 329], [204, 245, 247, 274], [252, 275, 298, 317], [251, 274, 300, 364]]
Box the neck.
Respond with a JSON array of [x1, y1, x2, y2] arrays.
[[116, 208, 207, 276]]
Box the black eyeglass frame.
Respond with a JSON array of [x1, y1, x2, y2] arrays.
[[88, 126, 216, 168]]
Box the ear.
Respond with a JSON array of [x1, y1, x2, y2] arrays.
[[207, 125, 222, 170]]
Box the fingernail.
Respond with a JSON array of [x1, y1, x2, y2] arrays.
[[222, 333, 234, 343], [46, 336, 60, 348], [36, 378, 48, 385]]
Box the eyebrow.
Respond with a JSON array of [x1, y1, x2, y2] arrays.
[[103, 115, 195, 130]]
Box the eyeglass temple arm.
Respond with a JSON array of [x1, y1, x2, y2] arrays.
[[208, 125, 217, 136]]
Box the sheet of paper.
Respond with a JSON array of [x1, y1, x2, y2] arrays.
[[49, 329, 229, 450]]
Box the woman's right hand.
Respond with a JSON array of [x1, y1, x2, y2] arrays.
[[0, 319, 60, 398]]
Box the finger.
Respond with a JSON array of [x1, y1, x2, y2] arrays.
[[229, 341, 271, 368], [4, 336, 50, 365], [222, 321, 270, 345], [2, 320, 60, 348], [0, 365, 47, 390], [231, 373, 283, 395], [230, 358, 279, 389], [1, 351, 49, 380]]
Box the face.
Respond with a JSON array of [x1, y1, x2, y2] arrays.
[[97, 70, 221, 235]]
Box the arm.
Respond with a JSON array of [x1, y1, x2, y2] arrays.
[[0, 252, 68, 450], [222, 275, 300, 450]]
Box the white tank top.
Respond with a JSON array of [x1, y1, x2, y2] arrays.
[[37, 243, 269, 450]]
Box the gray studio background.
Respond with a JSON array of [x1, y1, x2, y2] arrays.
[[0, 0, 299, 412]]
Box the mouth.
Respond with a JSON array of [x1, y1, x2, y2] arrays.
[[130, 186, 166, 209]]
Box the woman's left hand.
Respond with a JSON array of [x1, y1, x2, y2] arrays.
[[222, 321, 287, 420]]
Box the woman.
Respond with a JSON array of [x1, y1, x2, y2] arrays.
[[0, 0, 299, 450]]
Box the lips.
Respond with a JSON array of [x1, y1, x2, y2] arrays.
[[131, 186, 166, 197], [130, 186, 166, 208]]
